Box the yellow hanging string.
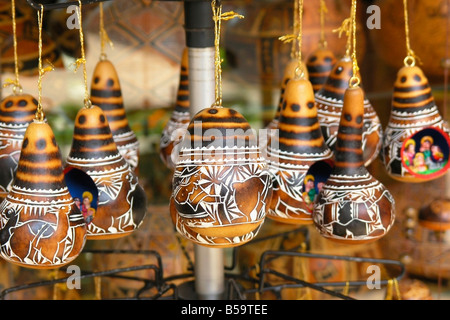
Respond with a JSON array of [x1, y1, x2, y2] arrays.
[[35, 4, 54, 122], [402, 0, 421, 67], [319, 0, 328, 48], [73, 0, 92, 109], [385, 278, 402, 300], [51, 269, 60, 300], [211, 0, 243, 108], [95, 276, 102, 300], [99, 2, 113, 61], [279, 0, 304, 79], [342, 281, 350, 296], [333, 17, 352, 58], [3, 0, 22, 94], [348, 0, 360, 88], [290, 0, 299, 59]]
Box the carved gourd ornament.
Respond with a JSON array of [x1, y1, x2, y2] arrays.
[[266, 77, 333, 225], [0, 120, 87, 268], [65, 105, 147, 240], [313, 86, 395, 244], [315, 56, 382, 166], [170, 107, 273, 248], [381, 64, 450, 182]]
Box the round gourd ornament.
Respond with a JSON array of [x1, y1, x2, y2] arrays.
[[315, 56, 382, 166], [0, 120, 87, 268], [171, 107, 273, 248], [313, 86, 395, 244], [65, 105, 147, 240], [266, 77, 333, 225], [418, 199, 450, 232], [306, 46, 336, 93], [0, 93, 38, 201], [381, 65, 450, 182], [160, 48, 191, 170], [90, 58, 140, 172]]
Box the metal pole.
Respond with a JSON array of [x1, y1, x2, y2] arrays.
[[184, 0, 225, 300]]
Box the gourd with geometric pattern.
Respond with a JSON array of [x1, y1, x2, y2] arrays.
[[315, 56, 382, 166], [0, 120, 87, 268], [381, 65, 450, 183], [313, 86, 395, 244], [171, 107, 273, 248], [65, 105, 147, 240], [266, 78, 333, 225]]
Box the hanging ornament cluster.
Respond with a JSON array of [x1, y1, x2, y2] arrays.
[[160, 47, 191, 170], [381, 0, 450, 183], [0, 0, 38, 202], [0, 4, 86, 268], [315, 14, 382, 167], [265, 0, 333, 226], [64, 1, 147, 240], [312, 0, 395, 244], [170, 1, 273, 248]]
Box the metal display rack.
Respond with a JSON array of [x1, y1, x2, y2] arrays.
[[0, 226, 405, 300], [3, 0, 405, 301]]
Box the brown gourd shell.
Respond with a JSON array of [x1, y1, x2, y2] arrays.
[[160, 48, 191, 170], [313, 86, 395, 244], [170, 196, 263, 248], [0, 93, 38, 200], [65, 105, 147, 240], [171, 107, 273, 248], [90, 58, 139, 171], [306, 47, 336, 93], [418, 199, 450, 231], [0, 120, 86, 268], [315, 56, 382, 166], [266, 78, 333, 225], [381, 65, 450, 182], [265, 59, 309, 132]]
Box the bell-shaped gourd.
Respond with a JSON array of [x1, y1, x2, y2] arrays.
[[171, 107, 273, 248], [381, 65, 450, 182], [266, 58, 309, 132], [90, 58, 140, 172], [266, 77, 333, 225], [306, 46, 336, 93], [0, 93, 37, 201], [313, 86, 395, 244], [65, 105, 147, 240], [0, 120, 87, 268], [315, 56, 382, 166], [160, 48, 191, 170]]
